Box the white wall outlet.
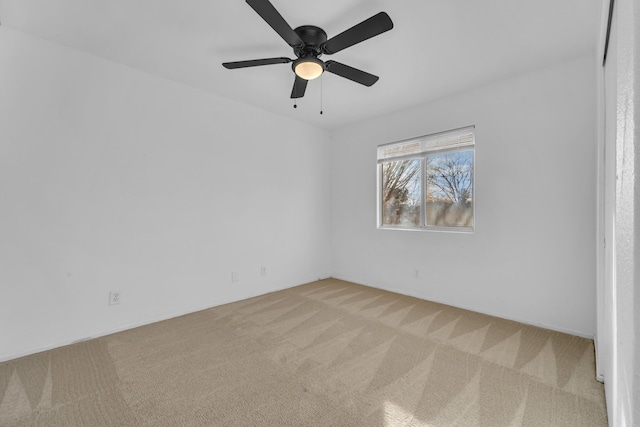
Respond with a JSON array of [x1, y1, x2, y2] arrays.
[[260, 267, 267, 277], [231, 272, 239, 282], [414, 270, 420, 279], [109, 291, 121, 305]]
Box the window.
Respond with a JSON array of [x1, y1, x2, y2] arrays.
[[377, 126, 475, 231]]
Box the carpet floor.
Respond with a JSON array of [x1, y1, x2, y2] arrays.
[[0, 278, 607, 426]]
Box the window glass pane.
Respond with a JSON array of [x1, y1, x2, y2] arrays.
[[381, 159, 421, 226], [426, 150, 474, 227]]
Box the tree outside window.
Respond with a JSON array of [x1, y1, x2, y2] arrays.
[[381, 159, 421, 226], [425, 150, 473, 227]]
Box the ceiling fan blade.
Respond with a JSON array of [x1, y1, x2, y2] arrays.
[[246, 0, 304, 48], [323, 12, 393, 55], [325, 60, 379, 86], [222, 57, 292, 69], [291, 76, 308, 98]]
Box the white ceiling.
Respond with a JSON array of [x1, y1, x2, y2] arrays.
[[0, 0, 601, 130]]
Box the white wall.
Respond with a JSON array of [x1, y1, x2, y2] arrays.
[[0, 28, 331, 361], [599, 0, 618, 418], [330, 55, 597, 337], [613, 0, 640, 417], [599, 0, 640, 423]]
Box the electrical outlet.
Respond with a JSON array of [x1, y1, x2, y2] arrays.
[[109, 291, 121, 305], [232, 272, 239, 282], [414, 270, 420, 279], [260, 267, 267, 277]]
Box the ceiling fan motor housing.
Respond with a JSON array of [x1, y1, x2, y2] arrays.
[[293, 25, 327, 58]]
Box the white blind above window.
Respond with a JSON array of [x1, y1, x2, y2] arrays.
[[377, 126, 475, 163]]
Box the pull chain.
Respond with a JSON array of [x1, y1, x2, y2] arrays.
[[293, 78, 297, 108], [320, 74, 323, 115]]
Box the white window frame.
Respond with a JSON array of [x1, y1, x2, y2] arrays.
[[377, 126, 475, 232]]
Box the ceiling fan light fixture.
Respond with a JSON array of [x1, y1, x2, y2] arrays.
[[293, 57, 324, 80]]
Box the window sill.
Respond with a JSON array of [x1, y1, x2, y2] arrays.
[[378, 225, 474, 234]]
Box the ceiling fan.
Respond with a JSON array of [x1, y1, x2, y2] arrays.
[[222, 0, 393, 99]]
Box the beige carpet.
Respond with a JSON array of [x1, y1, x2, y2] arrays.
[[0, 279, 607, 426]]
